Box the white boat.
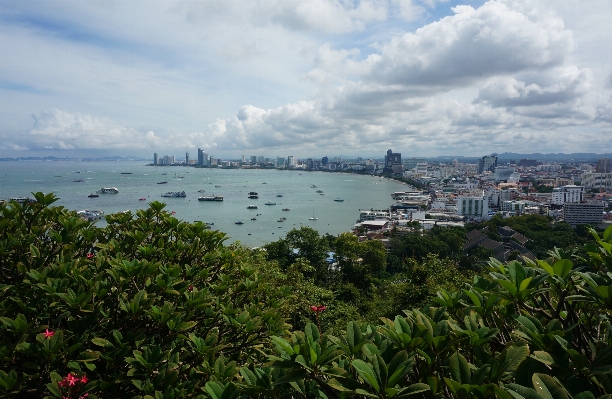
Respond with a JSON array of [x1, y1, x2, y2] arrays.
[[96, 187, 119, 194], [309, 210, 318, 220], [161, 191, 186, 198], [77, 209, 104, 221], [265, 201, 276, 205], [198, 195, 223, 201]]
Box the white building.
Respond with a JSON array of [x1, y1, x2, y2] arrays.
[[457, 193, 489, 220], [581, 172, 612, 189], [494, 166, 516, 182], [537, 164, 562, 172], [552, 185, 584, 205], [563, 202, 604, 226], [501, 200, 531, 212]]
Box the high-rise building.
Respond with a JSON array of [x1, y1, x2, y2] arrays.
[[457, 193, 489, 221], [153, 153, 158, 166], [185, 152, 189, 164], [596, 158, 611, 173], [322, 156, 329, 166], [563, 202, 604, 226], [287, 156, 295, 168], [276, 157, 286, 169], [257, 156, 265, 164], [251, 156, 257, 164], [384, 149, 402, 173], [478, 154, 498, 174], [552, 185, 584, 205], [197, 148, 204, 165]]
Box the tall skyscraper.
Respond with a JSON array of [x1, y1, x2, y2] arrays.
[[185, 152, 189, 164], [153, 153, 158, 166], [596, 158, 611, 173], [322, 156, 328, 166], [384, 149, 402, 173], [478, 154, 498, 174], [197, 148, 203, 165]]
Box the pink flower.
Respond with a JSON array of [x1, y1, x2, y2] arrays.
[[310, 305, 326, 313], [80, 375, 88, 384], [66, 373, 78, 386], [43, 329, 55, 339], [79, 394, 89, 399], [86, 253, 94, 259]]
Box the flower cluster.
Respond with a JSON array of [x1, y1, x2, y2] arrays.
[[309, 305, 326, 313], [57, 373, 89, 399]]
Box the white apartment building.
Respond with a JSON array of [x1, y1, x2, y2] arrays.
[[457, 193, 489, 220], [552, 185, 584, 205], [563, 202, 604, 226], [359, 210, 389, 221], [537, 164, 562, 172], [582, 172, 612, 189], [494, 166, 516, 182], [502, 200, 531, 212]]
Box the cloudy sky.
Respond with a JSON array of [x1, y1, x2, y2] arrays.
[[1, 0, 611, 158]]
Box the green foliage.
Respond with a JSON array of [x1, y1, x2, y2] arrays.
[[0, 194, 289, 398]]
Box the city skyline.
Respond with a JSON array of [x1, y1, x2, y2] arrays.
[[1, 0, 611, 158]]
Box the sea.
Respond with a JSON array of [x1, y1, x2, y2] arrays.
[[0, 161, 407, 247]]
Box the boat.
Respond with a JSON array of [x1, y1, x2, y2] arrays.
[[161, 191, 186, 198], [96, 187, 119, 194], [334, 198, 344, 202], [311, 185, 317, 188], [88, 193, 99, 198], [282, 208, 290, 211], [251, 217, 257, 221], [198, 195, 224, 201], [316, 190, 323, 193], [139, 197, 147, 201], [277, 217, 286, 222], [235, 221, 244, 225], [309, 210, 318, 220], [10, 197, 32, 204], [247, 205, 258, 209], [248, 195, 259, 199], [265, 201, 276, 205], [276, 194, 283, 197], [76, 209, 104, 221], [198, 190, 206, 193], [73, 179, 85, 182], [248, 192, 258, 195], [121, 172, 132, 174], [157, 181, 168, 184]]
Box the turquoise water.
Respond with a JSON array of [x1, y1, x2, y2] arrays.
[[0, 161, 406, 247]]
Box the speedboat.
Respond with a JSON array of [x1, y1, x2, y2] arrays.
[[235, 221, 244, 225], [247, 205, 258, 209], [334, 198, 344, 202], [139, 197, 147, 201], [251, 217, 257, 221], [88, 193, 99, 198], [276, 194, 283, 197], [282, 208, 290, 211], [96, 187, 119, 194], [157, 181, 168, 184]]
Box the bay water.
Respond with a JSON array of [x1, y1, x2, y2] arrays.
[[0, 161, 406, 247]]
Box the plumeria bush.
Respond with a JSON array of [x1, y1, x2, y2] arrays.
[[0, 193, 289, 398]]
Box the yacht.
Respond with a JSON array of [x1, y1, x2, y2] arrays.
[[247, 205, 258, 209], [265, 201, 276, 205], [10, 197, 32, 204], [248, 195, 259, 199], [334, 198, 344, 202], [77, 209, 104, 221], [276, 194, 283, 197], [248, 191, 258, 195], [277, 217, 286, 222], [309, 210, 318, 220], [161, 191, 186, 198], [235, 221, 244, 225], [88, 193, 99, 198], [198, 195, 224, 201], [96, 187, 119, 194]]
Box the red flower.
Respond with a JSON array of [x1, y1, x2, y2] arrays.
[[86, 253, 94, 259], [80, 375, 88, 384], [79, 394, 89, 399], [310, 305, 326, 313], [188, 285, 194, 292], [43, 329, 55, 339]]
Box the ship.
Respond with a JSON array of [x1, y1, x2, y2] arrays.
[[161, 191, 186, 198], [96, 187, 119, 194], [198, 195, 223, 201], [247, 205, 258, 209]]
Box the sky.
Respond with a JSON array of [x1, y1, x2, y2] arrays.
[[0, 0, 611, 159]]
